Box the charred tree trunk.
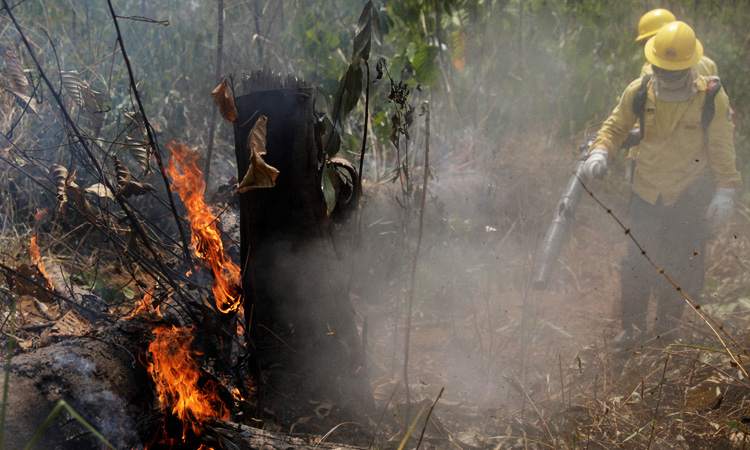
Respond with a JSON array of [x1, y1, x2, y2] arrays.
[[233, 70, 372, 420]]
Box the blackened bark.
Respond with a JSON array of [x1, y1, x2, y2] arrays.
[[233, 70, 372, 420]]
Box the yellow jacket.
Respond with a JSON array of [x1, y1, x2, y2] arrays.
[[640, 55, 718, 77], [629, 56, 719, 160], [592, 75, 740, 205]]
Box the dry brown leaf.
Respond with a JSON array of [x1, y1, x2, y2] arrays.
[[211, 79, 238, 122], [123, 136, 152, 176], [40, 309, 91, 346], [67, 183, 94, 218], [4, 49, 28, 93], [60, 70, 84, 106], [113, 156, 131, 196], [120, 181, 156, 198], [124, 111, 144, 135], [6, 88, 38, 114], [238, 116, 279, 193], [82, 84, 104, 114], [85, 183, 114, 200], [9, 264, 55, 302], [50, 164, 69, 204], [685, 372, 727, 409]]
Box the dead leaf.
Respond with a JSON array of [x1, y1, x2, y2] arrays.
[[4, 49, 28, 93], [686, 372, 727, 409], [81, 84, 104, 114], [50, 164, 69, 204], [237, 116, 279, 193], [123, 136, 152, 176], [33, 298, 57, 321], [63, 170, 93, 218], [371, 376, 402, 405], [114, 156, 131, 196], [60, 70, 84, 106], [67, 183, 94, 218], [211, 79, 238, 122], [39, 309, 91, 346], [85, 183, 115, 200], [8, 264, 55, 302], [120, 181, 156, 198], [124, 111, 144, 135], [6, 88, 38, 114]]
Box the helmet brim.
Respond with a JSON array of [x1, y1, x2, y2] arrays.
[[635, 31, 657, 43], [644, 36, 703, 71]]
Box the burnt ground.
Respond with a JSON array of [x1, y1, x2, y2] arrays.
[[341, 135, 750, 448], [2, 132, 750, 449]]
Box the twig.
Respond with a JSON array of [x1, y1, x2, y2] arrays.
[[0, 292, 17, 448], [403, 102, 430, 426], [646, 352, 671, 450], [203, 0, 224, 187], [2, 1, 194, 322], [114, 15, 169, 26], [415, 387, 444, 450], [511, 370, 555, 442], [105, 0, 192, 266], [575, 173, 750, 378], [368, 379, 401, 448]]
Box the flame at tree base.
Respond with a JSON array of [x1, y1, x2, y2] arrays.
[[145, 325, 230, 441], [166, 141, 242, 314]]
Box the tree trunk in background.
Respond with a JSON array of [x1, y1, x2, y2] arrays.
[[233, 70, 372, 420]]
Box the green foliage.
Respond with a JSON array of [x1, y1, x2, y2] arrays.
[[353, 0, 383, 63], [411, 44, 439, 86], [69, 270, 134, 304]]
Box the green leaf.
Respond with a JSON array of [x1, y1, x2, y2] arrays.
[[330, 65, 363, 130], [326, 125, 341, 159], [321, 164, 339, 213], [412, 44, 440, 86], [352, 0, 382, 63]]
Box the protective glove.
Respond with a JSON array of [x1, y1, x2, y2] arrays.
[[582, 148, 608, 180], [706, 187, 735, 228]]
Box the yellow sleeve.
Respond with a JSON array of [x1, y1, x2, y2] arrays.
[[707, 89, 741, 188], [640, 62, 652, 77], [591, 79, 641, 153], [696, 56, 718, 77]]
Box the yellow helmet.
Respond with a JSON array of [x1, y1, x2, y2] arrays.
[[644, 21, 703, 71], [635, 9, 676, 42]]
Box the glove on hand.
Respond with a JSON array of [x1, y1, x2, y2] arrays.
[[582, 148, 608, 180], [706, 187, 735, 228]]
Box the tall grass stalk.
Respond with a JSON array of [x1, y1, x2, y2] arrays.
[[403, 102, 430, 426], [23, 399, 116, 450], [0, 292, 17, 448]]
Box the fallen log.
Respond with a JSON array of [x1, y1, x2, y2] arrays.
[[1, 317, 371, 450], [1, 320, 154, 450]]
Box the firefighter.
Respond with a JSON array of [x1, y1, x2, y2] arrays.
[[582, 22, 740, 345], [626, 9, 720, 181]]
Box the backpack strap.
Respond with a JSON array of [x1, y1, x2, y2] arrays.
[[632, 74, 652, 141], [702, 76, 723, 133]]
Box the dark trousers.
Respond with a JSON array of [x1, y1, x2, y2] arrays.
[[620, 181, 713, 335]]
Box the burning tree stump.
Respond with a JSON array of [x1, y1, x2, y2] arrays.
[[233, 70, 372, 421]]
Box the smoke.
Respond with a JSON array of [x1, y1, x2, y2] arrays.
[[52, 350, 142, 449]]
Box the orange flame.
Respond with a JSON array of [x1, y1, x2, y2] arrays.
[[30, 235, 54, 292], [146, 325, 230, 440], [166, 141, 242, 314], [130, 283, 156, 318]]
